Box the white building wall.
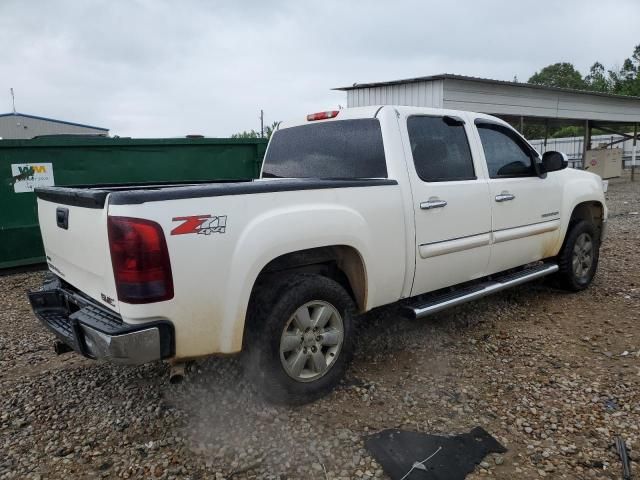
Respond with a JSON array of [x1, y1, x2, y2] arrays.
[[0, 114, 108, 139], [347, 80, 444, 108]]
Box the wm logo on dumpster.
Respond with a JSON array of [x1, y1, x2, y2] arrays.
[[14, 165, 47, 181], [11, 163, 55, 193]]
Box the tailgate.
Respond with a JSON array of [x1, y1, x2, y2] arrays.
[[36, 193, 118, 311]]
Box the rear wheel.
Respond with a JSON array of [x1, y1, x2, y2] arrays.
[[244, 273, 355, 404], [554, 220, 600, 291]]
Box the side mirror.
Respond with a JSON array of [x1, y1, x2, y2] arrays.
[[541, 151, 568, 173]]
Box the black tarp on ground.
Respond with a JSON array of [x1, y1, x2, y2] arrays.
[[364, 426, 507, 480]]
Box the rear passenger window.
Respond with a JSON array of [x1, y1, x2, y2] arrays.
[[476, 123, 536, 178], [407, 116, 475, 182]]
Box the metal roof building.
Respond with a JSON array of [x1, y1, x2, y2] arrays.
[[334, 74, 640, 124], [0, 112, 109, 139], [334, 74, 640, 170]]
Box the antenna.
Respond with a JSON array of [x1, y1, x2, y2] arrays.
[[10, 88, 16, 114]]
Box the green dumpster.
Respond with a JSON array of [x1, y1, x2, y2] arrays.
[[0, 136, 266, 269]]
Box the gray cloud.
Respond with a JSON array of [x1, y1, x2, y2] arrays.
[[1, 0, 638, 137]]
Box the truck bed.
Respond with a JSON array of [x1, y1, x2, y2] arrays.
[[33, 176, 405, 357], [35, 178, 397, 208]]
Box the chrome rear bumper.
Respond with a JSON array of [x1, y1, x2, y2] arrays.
[[28, 276, 174, 365]]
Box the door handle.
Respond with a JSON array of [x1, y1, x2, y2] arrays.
[[420, 199, 448, 210], [56, 207, 69, 230], [495, 193, 515, 202]]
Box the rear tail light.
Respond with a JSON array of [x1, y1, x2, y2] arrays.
[[307, 110, 339, 121], [108, 216, 174, 304]]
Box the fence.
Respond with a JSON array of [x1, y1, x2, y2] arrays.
[[529, 134, 638, 169]]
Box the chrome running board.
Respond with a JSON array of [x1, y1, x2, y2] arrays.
[[407, 263, 559, 319]]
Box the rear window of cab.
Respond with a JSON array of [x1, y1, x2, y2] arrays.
[[262, 119, 387, 179]]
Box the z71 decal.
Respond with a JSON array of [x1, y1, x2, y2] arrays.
[[171, 215, 227, 235]]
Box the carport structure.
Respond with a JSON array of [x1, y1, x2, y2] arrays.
[[334, 74, 640, 177]]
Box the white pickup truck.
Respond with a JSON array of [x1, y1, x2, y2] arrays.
[[29, 106, 607, 403]]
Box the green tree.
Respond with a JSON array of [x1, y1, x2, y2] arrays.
[[551, 126, 584, 138], [232, 121, 281, 139], [230, 129, 260, 139], [608, 45, 640, 96], [528, 62, 587, 90], [522, 125, 545, 140], [584, 62, 611, 92]]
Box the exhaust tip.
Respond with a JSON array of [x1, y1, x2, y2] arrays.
[[169, 363, 186, 384]]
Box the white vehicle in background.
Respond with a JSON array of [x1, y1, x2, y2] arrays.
[[29, 106, 607, 404]]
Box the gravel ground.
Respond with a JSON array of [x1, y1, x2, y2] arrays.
[[1, 174, 639, 480]]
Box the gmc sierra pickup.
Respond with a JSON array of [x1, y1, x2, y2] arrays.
[[29, 105, 607, 404]]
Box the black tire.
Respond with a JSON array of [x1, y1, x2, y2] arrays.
[[243, 273, 356, 405], [554, 219, 600, 291]]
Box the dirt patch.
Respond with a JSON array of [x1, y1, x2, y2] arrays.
[[1, 174, 638, 480]]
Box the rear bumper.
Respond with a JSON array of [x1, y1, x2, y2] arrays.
[[28, 277, 174, 365]]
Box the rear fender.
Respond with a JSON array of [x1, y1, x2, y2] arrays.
[[219, 204, 374, 352]]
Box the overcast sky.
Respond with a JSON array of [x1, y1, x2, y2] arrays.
[[2, 0, 639, 137]]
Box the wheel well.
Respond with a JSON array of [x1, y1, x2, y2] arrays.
[[570, 201, 604, 238], [253, 246, 367, 312]]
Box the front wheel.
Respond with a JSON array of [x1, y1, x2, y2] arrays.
[[244, 273, 356, 405], [554, 220, 600, 291]]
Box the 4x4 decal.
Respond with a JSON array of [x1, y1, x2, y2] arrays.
[[171, 215, 227, 235]]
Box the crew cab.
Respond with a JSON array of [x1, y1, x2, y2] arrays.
[[29, 106, 607, 404]]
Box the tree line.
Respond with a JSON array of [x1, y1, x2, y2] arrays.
[[529, 44, 640, 96], [231, 121, 280, 140], [521, 44, 640, 139]]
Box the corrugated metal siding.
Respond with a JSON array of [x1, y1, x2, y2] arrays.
[[346, 80, 444, 108], [344, 77, 640, 123], [0, 115, 108, 139], [442, 79, 640, 122]]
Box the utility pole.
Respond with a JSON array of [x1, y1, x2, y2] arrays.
[[260, 109, 264, 138], [10, 88, 16, 114]]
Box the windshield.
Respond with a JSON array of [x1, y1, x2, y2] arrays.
[[261, 119, 387, 179]]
